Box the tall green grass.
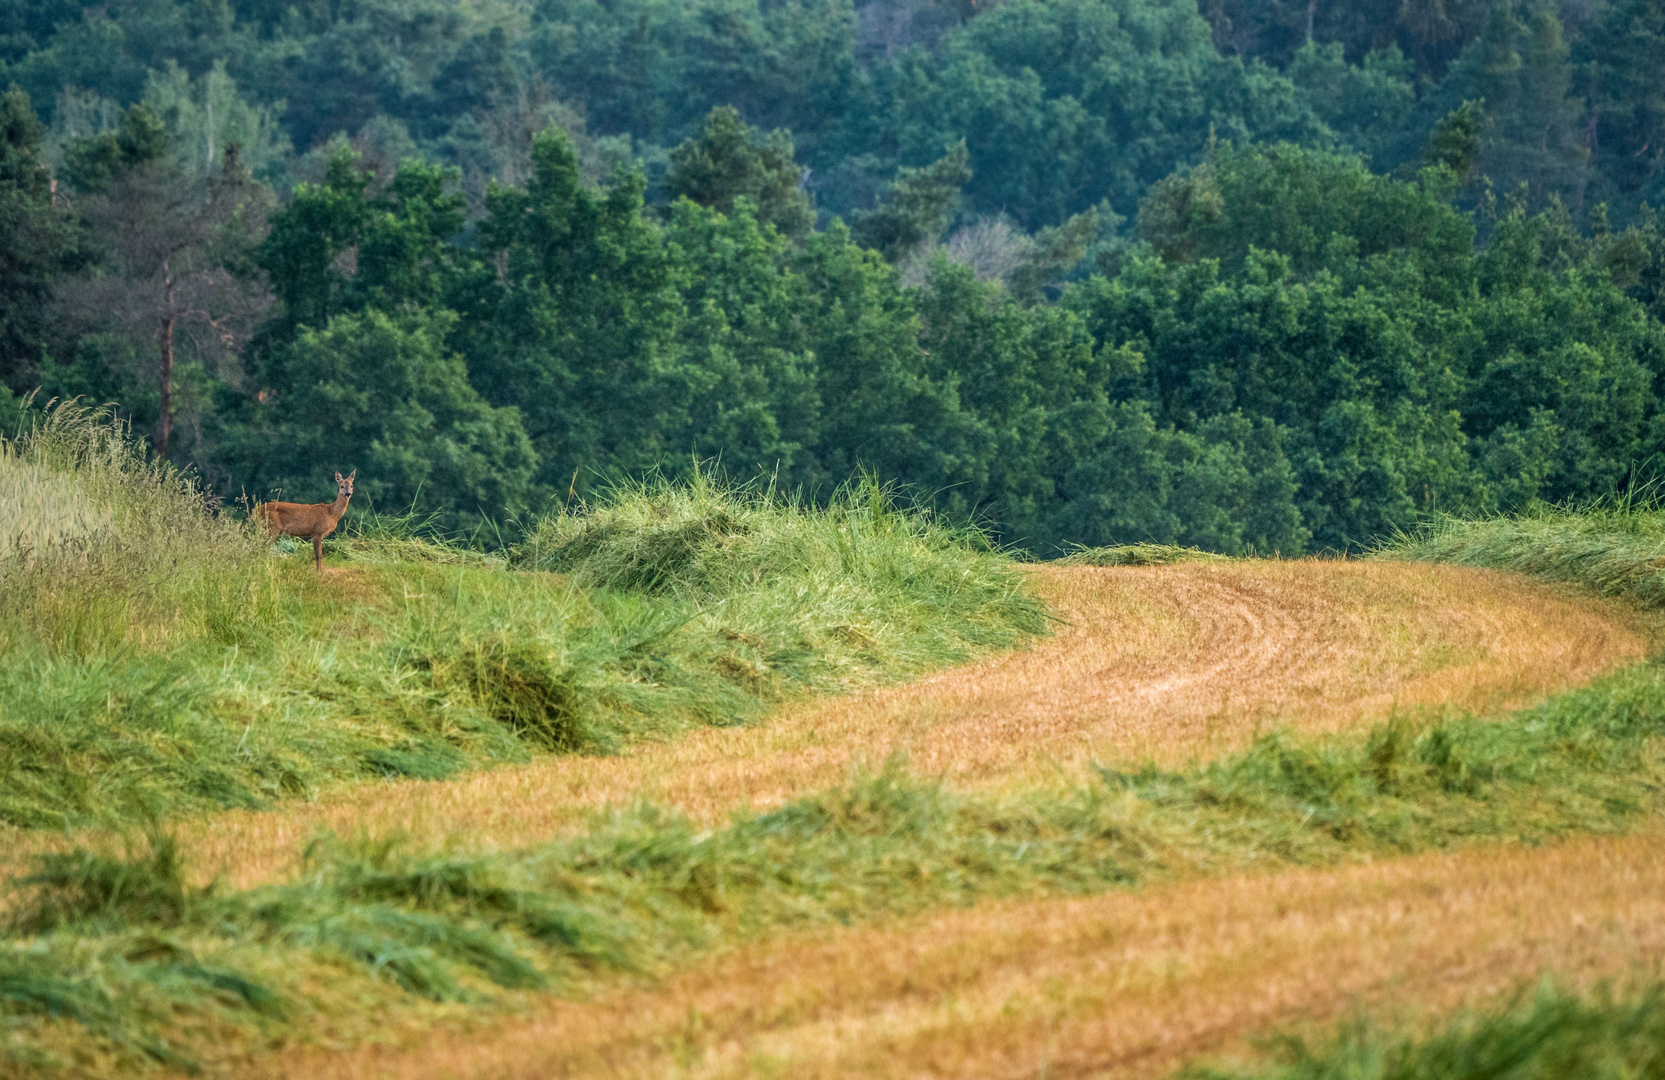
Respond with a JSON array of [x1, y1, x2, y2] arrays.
[[1384, 501, 1665, 610], [0, 401, 267, 656], [0, 408, 1045, 829], [1191, 983, 1665, 1080], [8, 657, 1665, 1074]]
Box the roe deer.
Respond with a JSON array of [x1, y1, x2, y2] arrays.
[[256, 470, 355, 571]]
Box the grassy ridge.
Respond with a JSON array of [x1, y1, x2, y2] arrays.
[[7, 655, 1665, 1074], [0, 407, 1045, 829], [1385, 503, 1665, 610], [1191, 983, 1665, 1080], [1058, 543, 1230, 567]]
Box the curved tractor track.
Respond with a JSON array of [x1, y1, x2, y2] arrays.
[[169, 558, 1645, 890]]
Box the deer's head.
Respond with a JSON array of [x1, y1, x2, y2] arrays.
[[335, 470, 356, 500]]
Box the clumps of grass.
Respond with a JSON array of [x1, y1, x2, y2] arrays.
[[0, 947, 209, 1074], [333, 507, 507, 567], [11, 659, 1665, 1074], [11, 833, 197, 935], [1191, 982, 1665, 1080], [1105, 665, 1665, 855], [1383, 502, 1665, 609], [517, 470, 1032, 619], [0, 450, 110, 560], [0, 420, 1047, 829], [430, 634, 597, 753], [2, 832, 281, 1073], [1059, 543, 1230, 567], [415, 473, 1046, 748]]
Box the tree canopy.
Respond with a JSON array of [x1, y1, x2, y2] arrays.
[[2, 0, 1663, 551]]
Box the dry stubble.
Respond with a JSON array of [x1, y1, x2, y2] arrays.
[[253, 828, 1665, 1080]]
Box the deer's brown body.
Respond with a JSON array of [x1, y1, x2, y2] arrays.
[[256, 471, 355, 570]]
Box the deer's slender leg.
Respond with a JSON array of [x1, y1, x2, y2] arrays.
[[313, 534, 323, 571]]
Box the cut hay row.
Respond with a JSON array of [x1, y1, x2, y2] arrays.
[[10, 648, 1665, 1076], [80, 557, 1646, 892], [244, 827, 1665, 1080], [1388, 503, 1665, 610]]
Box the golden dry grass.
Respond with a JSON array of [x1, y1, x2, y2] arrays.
[[248, 828, 1665, 1080], [109, 558, 1646, 892]]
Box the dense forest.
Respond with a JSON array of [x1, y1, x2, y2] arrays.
[[2, 0, 1663, 553]]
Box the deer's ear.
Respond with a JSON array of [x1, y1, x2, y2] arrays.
[[335, 472, 344, 483], [348, 469, 357, 481]]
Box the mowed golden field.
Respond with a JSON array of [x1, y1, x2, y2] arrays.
[[35, 555, 1652, 1079], [39, 558, 1643, 892]]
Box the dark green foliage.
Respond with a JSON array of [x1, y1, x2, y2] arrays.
[[1199, 0, 1492, 78], [665, 107, 814, 239], [1415, 4, 1590, 214], [1136, 140, 1476, 276], [852, 142, 970, 262], [2, 0, 1665, 556], [1423, 99, 1486, 180], [526, 0, 861, 152], [256, 308, 537, 527], [52, 114, 270, 461], [60, 102, 168, 193], [255, 147, 466, 339], [867, 0, 1327, 227], [461, 128, 683, 496], [1581, 0, 1665, 210], [217, 134, 1665, 553], [1286, 43, 1416, 163], [1046, 401, 1312, 554], [0, 0, 1647, 236], [0, 89, 79, 394], [1105, 141, 1665, 547], [1006, 204, 1117, 304]]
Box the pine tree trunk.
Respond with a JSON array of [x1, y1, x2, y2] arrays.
[[159, 258, 175, 458]]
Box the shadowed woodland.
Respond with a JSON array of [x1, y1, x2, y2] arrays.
[[1, 0, 1664, 551]]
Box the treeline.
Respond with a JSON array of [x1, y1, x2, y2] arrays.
[[1, 0, 1664, 553], [4, 0, 1660, 224]]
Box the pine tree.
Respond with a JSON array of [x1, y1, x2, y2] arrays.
[[56, 106, 270, 458], [1455, 3, 1589, 212], [1514, 7, 1588, 210], [664, 107, 814, 239], [0, 89, 80, 394], [1580, 0, 1665, 212], [852, 142, 970, 263]]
